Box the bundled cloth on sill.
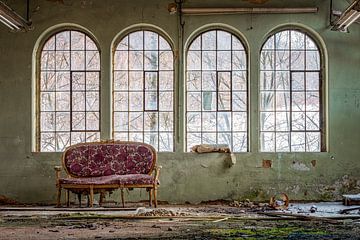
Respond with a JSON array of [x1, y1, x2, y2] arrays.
[[191, 144, 231, 153], [191, 144, 236, 166]]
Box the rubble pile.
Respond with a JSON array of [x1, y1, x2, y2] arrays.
[[229, 199, 270, 210], [137, 208, 189, 217]]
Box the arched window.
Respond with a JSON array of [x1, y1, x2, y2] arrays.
[[259, 29, 324, 152], [113, 30, 174, 152], [186, 30, 248, 152], [38, 30, 100, 152]]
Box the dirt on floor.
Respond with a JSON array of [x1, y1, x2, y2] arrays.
[[1, 202, 360, 239]]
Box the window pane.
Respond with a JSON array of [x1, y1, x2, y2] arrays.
[[260, 132, 275, 152], [41, 72, 56, 91], [187, 112, 201, 131], [291, 132, 306, 152], [159, 133, 173, 152], [202, 31, 216, 50], [202, 112, 216, 131], [159, 112, 173, 131], [217, 31, 231, 50], [114, 112, 129, 131], [232, 51, 246, 70]]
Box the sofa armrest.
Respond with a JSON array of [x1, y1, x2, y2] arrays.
[[154, 165, 162, 182], [54, 166, 62, 184]]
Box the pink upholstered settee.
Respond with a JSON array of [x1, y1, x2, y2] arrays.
[[54, 141, 161, 207]]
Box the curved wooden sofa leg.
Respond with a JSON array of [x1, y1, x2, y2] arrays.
[[89, 186, 94, 207]]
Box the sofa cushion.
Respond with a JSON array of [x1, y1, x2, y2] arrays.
[[115, 174, 158, 186], [59, 175, 119, 185], [63, 142, 156, 177]]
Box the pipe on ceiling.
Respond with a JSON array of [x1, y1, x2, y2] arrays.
[[180, 7, 319, 15]]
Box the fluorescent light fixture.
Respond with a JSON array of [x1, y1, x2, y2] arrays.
[[332, 0, 360, 31], [0, 1, 31, 31], [338, 9, 360, 29]]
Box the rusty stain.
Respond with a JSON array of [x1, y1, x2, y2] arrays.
[[311, 160, 317, 167], [262, 159, 272, 168]]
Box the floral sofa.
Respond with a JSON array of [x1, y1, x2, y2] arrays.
[[55, 141, 161, 208]]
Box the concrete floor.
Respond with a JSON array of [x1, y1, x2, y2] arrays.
[[0, 202, 360, 239]]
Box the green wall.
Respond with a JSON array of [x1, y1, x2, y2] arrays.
[[0, 0, 359, 204]]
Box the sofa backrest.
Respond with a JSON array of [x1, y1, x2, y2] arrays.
[[62, 141, 157, 178]]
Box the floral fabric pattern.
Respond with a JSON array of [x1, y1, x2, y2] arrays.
[[63, 143, 155, 177], [59, 175, 119, 185], [116, 174, 159, 185]]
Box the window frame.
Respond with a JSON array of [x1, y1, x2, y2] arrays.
[[36, 28, 102, 152], [112, 29, 175, 152], [259, 27, 326, 152], [185, 28, 249, 152]]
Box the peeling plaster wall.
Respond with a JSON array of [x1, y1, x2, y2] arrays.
[[0, 0, 359, 204]]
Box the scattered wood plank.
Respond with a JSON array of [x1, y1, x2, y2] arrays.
[[343, 194, 360, 206]]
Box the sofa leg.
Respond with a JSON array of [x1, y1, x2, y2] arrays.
[[120, 188, 125, 208], [153, 187, 158, 208], [66, 190, 70, 207], [148, 188, 152, 207], [56, 186, 62, 207], [78, 193, 82, 207], [89, 186, 94, 207], [99, 191, 105, 206]]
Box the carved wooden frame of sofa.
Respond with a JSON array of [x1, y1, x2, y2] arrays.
[[54, 141, 161, 208]]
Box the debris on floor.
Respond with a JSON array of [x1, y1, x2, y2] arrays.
[[0, 202, 360, 239], [343, 193, 360, 206], [136, 208, 189, 217]]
